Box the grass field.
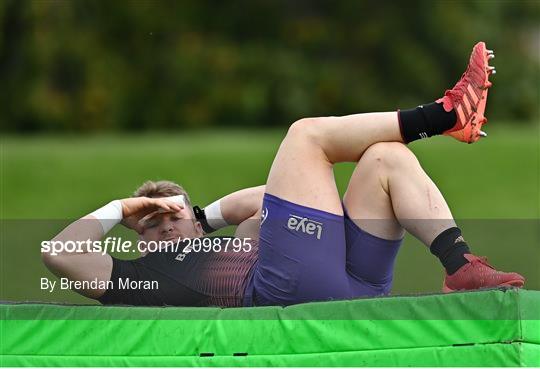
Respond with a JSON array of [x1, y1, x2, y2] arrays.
[[1, 123, 539, 303]]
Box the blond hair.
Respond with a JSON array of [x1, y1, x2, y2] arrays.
[[133, 180, 193, 208]]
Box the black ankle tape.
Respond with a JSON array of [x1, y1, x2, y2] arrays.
[[399, 102, 457, 143], [430, 227, 471, 275]]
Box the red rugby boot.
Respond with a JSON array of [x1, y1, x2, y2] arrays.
[[437, 42, 495, 143], [443, 254, 525, 293]]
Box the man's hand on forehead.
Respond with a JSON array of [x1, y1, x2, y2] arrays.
[[137, 195, 187, 229], [120, 195, 186, 233], [160, 195, 186, 209]]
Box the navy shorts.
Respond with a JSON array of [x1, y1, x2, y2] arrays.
[[243, 193, 402, 306]]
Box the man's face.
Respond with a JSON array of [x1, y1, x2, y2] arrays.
[[138, 206, 203, 245]]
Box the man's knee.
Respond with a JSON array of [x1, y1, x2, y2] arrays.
[[286, 117, 326, 144], [362, 142, 419, 170]]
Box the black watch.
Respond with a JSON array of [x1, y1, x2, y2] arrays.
[[193, 205, 215, 233]]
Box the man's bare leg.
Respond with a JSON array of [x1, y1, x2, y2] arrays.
[[265, 116, 452, 249], [266, 112, 402, 213], [341, 141, 524, 291], [343, 142, 455, 246]]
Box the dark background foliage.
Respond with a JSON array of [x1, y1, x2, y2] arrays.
[[1, 0, 538, 132]]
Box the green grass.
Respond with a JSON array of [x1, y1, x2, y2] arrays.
[[1, 124, 539, 303]]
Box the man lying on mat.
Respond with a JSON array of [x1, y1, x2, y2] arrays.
[[42, 42, 525, 307]]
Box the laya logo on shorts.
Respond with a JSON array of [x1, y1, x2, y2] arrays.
[[287, 214, 323, 240]]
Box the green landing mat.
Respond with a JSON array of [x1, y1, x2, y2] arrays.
[[1, 288, 539, 366]]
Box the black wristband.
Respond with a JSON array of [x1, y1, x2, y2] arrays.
[[193, 206, 215, 233]]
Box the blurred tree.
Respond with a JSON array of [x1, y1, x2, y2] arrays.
[[0, 0, 538, 132]]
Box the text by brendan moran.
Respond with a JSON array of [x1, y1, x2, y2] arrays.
[[40, 277, 158, 292]]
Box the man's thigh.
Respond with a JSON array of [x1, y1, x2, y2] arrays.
[[251, 121, 352, 306], [342, 143, 405, 292], [265, 120, 343, 215], [342, 143, 405, 240]]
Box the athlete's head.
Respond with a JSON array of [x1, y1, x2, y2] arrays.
[[133, 180, 203, 246]]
